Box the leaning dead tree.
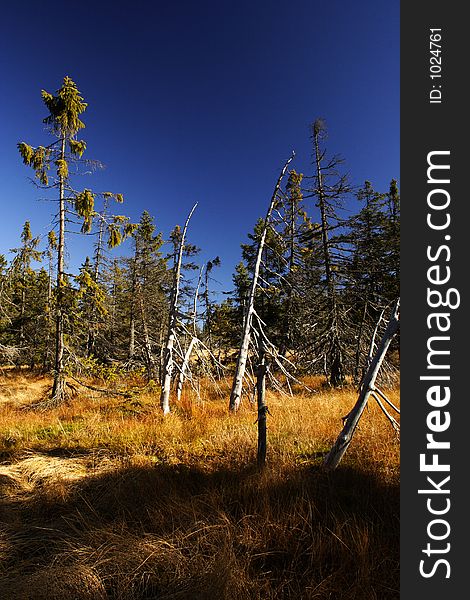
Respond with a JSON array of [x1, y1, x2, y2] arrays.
[[323, 299, 400, 471], [229, 152, 295, 412], [176, 264, 204, 401], [160, 203, 197, 414]]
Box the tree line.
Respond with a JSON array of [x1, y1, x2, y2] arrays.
[[0, 78, 399, 410]]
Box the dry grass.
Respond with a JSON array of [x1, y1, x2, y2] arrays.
[[0, 369, 400, 599]]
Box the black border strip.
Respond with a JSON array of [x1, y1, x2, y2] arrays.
[[401, 3, 467, 597]]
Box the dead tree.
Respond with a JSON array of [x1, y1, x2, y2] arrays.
[[255, 346, 269, 467], [176, 264, 204, 401], [229, 152, 295, 412], [160, 203, 197, 414], [202, 257, 221, 374], [323, 299, 400, 471], [0, 344, 22, 364], [309, 119, 351, 386]]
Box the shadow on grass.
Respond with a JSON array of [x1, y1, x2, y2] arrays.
[[0, 459, 399, 600]]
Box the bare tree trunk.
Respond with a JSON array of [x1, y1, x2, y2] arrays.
[[313, 125, 332, 287], [176, 264, 204, 401], [42, 237, 57, 372], [158, 320, 165, 381], [93, 202, 107, 281], [128, 256, 137, 362], [256, 352, 268, 467], [160, 203, 198, 414], [177, 336, 197, 401], [51, 136, 67, 404], [129, 310, 136, 360], [203, 266, 213, 354], [323, 300, 399, 471], [229, 153, 294, 412]]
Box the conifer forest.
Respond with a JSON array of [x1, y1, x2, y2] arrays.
[[0, 77, 400, 599]]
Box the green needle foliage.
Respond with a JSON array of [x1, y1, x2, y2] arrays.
[[17, 76, 133, 405]]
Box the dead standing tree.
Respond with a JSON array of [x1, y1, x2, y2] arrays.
[[308, 118, 352, 386], [255, 335, 270, 467], [176, 264, 204, 401], [160, 203, 198, 414], [323, 299, 400, 471], [229, 152, 295, 412]]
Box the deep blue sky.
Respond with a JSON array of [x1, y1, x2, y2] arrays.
[[0, 0, 399, 294]]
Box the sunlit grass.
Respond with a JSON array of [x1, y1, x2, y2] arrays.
[[0, 369, 400, 599]]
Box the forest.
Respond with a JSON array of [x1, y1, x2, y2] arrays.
[[0, 77, 400, 599]]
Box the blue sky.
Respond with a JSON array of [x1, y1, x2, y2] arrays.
[[0, 0, 399, 294]]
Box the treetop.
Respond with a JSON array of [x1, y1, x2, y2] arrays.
[[42, 76, 88, 137]]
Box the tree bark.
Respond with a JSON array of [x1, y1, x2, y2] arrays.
[[229, 153, 294, 412], [323, 300, 399, 471], [256, 355, 268, 467], [177, 336, 197, 401], [51, 136, 67, 404]]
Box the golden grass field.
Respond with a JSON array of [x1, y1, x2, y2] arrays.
[[0, 369, 400, 599]]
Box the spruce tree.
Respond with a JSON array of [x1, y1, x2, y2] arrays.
[[9, 221, 42, 360], [343, 180, 400, 382], [18, 77, 130, 405], [128, 211, 167, 380]]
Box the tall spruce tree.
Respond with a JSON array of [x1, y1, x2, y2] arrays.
[[18, 77, 130, 405]]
